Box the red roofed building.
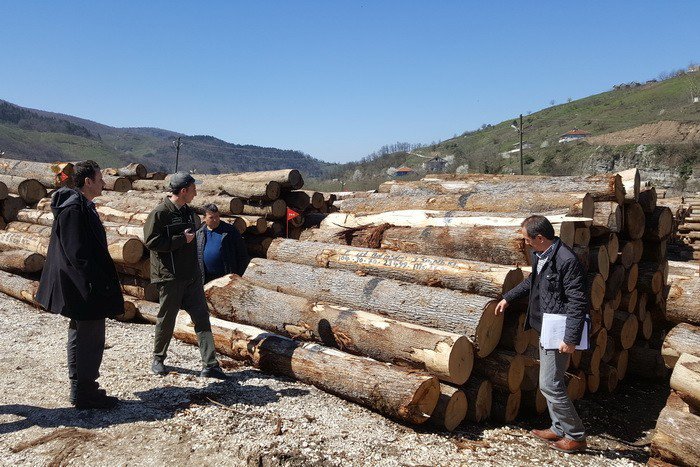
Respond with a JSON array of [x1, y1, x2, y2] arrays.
[[394, 166, 415, 177], [559, 128, 591, 143]]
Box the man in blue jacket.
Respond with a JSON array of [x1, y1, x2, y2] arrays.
[[196, 203, 249, 285], [36, 160, 123, 410], [496, 215, 588, 453]]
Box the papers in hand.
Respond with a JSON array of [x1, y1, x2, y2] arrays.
[[540, 313, 589, 350]]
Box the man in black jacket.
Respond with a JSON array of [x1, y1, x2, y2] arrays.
[[36, 160, 124, 410], [196, 203, 249, 285], [496, 215, 588, 453]]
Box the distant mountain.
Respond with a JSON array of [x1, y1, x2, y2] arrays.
[[328, 70, 700, 191], [0, 100, 334, 177]]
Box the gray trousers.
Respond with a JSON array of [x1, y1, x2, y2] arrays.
[[67, 318, 105, 387], [539, 346, 586, 441], [153, 278, 218, 369]]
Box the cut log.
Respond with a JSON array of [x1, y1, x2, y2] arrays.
[[636, 291, 648, 321], [670, 353, 700, 411], [146, 172, 167, 180], [625, 263, 639, 292], [266, 239, 524, 298], [587, 371, 600, 393], [606, 265, 626, 299], [627, 344, 668, 379], [578, 346, 602, 375], [638, 187, 657, 213], [115, 259, 150, 280], [520, 388, 547, 415], [589, 245, 610, 280], [119, 275, 158, 302], [619, 289, 638, 314], [623, 202, 646, 240], [244, 235, 273, 257], [474, 350, 525, 393], [117, 296, 138, 322], [609, 311, 639, 349], [0, 270, 40, 306], [0, 249, 45, 273], [428, 384, 468, 431], [665, 274, 700, 325], [102, 175, 132, 192], [592, 202, 622, 232], [135, 299, 439, 424], [618, 241, 636, 268], [521, 355, 539, 391], [641, 240, 668, 263], [637, 262, 664, 295], [643, 207, 673, 241], [610, 348, 629, 380], [104, 163, 147, 179], [303, 191, 325, 210], [589, 273, 606, 310], [499, 312, 528, 354], [204, 275, 474, 384], [599, 363, 619, 392], [0, 158, 74, 188], [282, 191, 310, 210], [234, 215, 267, 234], [16, 209, 55, 227], [565, 370, 585, 400], [662, 323, 700, 369], [240, 199, 287, 219], [242, 258, 503, 357], [206, 169, 303, 190], [616, 168, 640, 202], [463, 376, 492, 422], [0, 174, 47, 204], [651, 391, 700, 467], [1, 194, 26, 222], [603, 302, 615, 330], [94, 191, 245, 217], [490, 389, 521, 423]]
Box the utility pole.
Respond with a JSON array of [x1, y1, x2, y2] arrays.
[[519, 114, 524, 175], [173, 137, 183, 172]]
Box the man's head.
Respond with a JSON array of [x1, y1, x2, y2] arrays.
[[73, 160, 104, 201], [520, 215, 555, 253], [169, 172, 198, 204], [203, 203, 221, 230]]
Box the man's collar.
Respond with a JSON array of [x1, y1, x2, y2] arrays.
[[536, 239, 558, 259]]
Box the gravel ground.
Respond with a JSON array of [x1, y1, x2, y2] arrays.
[[0, 293, 663, 466]]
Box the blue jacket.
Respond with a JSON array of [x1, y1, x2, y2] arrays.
[[196, 221, 249, 284], [502, 238, 589, 345]]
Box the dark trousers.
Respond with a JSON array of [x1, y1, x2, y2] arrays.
[[67, 318, 105, 388], [153, 278, 218, 368]]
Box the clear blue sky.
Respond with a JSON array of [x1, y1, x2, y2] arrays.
[[1, 1, 698, 163]]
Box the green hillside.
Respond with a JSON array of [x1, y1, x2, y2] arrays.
[[0, 100, 334, 177], [321, 72, 700, 191]]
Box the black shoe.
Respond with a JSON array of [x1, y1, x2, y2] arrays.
[[70, 381, 105, 405], [152, 359, 167, 376], [200, 365, 228, 380], [75, 392, 119, 410]]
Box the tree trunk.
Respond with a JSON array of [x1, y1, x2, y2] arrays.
[[623, 202, 646, 240], [624, 263, 639, 292], [0, 249, 45, 273], [490, 388, 521, 423], [644, 207, 673, 241], [651, 391, 700, 467], [115, 259, 150, 280], [428, 384, 468, 431], [670, 353, 700, 412], [155, 177, 283, 201], [303, 191, 325, 209], [637, 262, 664, 294], [616, 168, 640, 202], [266, 238, 524, 298], [242, 258, 504, 357], [102, 175, 132, 192], [282, 191, 310, 210], [474, 350, 525, 393], [204, 274, 474, 384], [0, 158, 74, 188], [627, 344, 668, 379], [578, 346, 602, 375], [642, 240, 668, 263], [94, 191, 245, 217], [617, 241, 636, 269], [1, 194, 27, 222], [589, 246, 610, 280], [0, 174, 47, 204], [104, 163, 147, 179], [244, 235, 273, 257], [135, 299, 438, 424], [590, 231, 619, 263], [665, 275, 700, 325], [662, 323, 700, 369], [146, 172, 167, 180], [203, 169, 303, 190], [593, 202, 622, 232], [499, 312, 528, 354], [638, 187, 657, 213], [0, 270, 41, 307], [462, 376, 492, 422], [589, 273, 606, 310], [599, 363, 619, 392], [609, 311, 639, 350], [619, 289, 638, 314], [609, 348, 629, 380], [119, 275, 158, 302], [240, 199, 286, 219]]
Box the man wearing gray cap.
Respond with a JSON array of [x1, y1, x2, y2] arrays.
[[143, 172, 227, 379]]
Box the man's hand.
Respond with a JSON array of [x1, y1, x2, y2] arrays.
[[559, 341, 576, 354], [495, 299, 509, 315], [184, 228, 195, 244]]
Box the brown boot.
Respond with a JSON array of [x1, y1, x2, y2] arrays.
[[530, 429, 562, 441], [550, 437, 587, 453]]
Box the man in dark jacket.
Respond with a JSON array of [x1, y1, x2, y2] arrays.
[[496, 215, 588, 453], [36, 160, 123, 409], [196, 203, 249, 284], [143, 172, 227, 379]]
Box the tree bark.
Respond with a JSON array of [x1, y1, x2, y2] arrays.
[[593, 202, 622, 232], [463, 376, 492, 422], [638, 187, 657, 213], [0, 174, 47, 204], [616, 168, 640, 202], [644, 207, 673, 241], [670, 353, 700, 411], [0, 249, 45, 273], [0, 270, 41, 307], [240, 199, 287, 219], [242, 258, 504, 357], [203, 169, 303, 190], [428, 384, 468, 431], [104, 163, 147, 179], [662, 323, 700, 369], [665, 274, 700, 325], [282, 191, 310, 210], [651, 391, 700, 467], [0, 158, 74, 188], [474, 349, 525, 393], [204, 274, 474, 384], [119, 275, 158, 302], [102, 175, 132, 192], [266, 238, 524, 298], [135, 299, 438, 424]]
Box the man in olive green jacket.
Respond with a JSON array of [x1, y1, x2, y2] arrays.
[[143, 172, 227, 379]]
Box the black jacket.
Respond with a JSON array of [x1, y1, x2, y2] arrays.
[[196, 221, 249, 284], [502, 238, 589, 345], [36, 188, 124, 320]]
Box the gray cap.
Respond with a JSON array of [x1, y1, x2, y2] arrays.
[[169, 172, 200, 191]]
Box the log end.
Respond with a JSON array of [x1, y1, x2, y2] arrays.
[[475, 301, 504, 358], [404, 376, 441, 424], [448, 336, 474, 385]]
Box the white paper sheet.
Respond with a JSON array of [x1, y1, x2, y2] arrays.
[[540, 313, 589, 350]]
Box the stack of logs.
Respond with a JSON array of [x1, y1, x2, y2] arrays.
[[672, 194, 700, 260]]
